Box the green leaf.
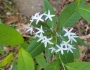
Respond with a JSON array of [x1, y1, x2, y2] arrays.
[[0, 68, 4, 70], [27, 39, 45, 57], [12, 62, 18, 70], [0, 19, 2, 24], [57, 51, 74, 64], [77, 0, 81, 3], [73, 44, 80, 58], [78, 5, 90, 22], [20, 42, 29, 49], [0, 53, 13, 67], [45, 60, 60, 70], [76, 38, 88, 48], [0, 24, 24, 46], [45, 46, 52, 62], [35, 54, 46, 68], [17, 48, 35, 70], [58, 1, 81, 29], [77, 0, 84, 4], [78, 0, 85, 8], [66, 62, 90, 70], [0, 44, 4, 55], [44, 0, 56, 29], [35, 65, 42, 70]]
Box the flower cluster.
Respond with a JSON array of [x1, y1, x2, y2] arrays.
[[34, 26, 53, 48], [49, 28, 78, 54], [26, 10, 55, 47], [26, 10, 78, 55], [30, 10, 55, 24]]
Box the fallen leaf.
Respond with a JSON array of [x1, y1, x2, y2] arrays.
[[3, 16, 20, 25], [69, 0, 74, 2]]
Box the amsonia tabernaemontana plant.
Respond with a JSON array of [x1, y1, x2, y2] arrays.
[[0, 0, 90, 70]]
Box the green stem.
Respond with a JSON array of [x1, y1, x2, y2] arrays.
[[59, 54, 66, 70]]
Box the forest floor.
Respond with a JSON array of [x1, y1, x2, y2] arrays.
[[0, 0, 90, 70]]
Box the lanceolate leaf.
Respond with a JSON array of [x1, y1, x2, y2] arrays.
[[45, 60, 60, 70], [58, 1, 81, 29], [57, 51, 74, 64], [45, 46, 52, 62], [72, 44, 80, 58], [66, 62, 90, 70], [76, 38, 88, 48], [0, 53, 13, 67], [78, 5, 90, 22], [44, 0, 56, 29], [17, 48, 35, 70], [27, 39, 45, 57], [0, 24, 24, 46]]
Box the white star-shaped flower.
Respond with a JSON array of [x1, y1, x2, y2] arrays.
[[36, 34, 45, 42], [55, 44, 65, 55], [30, 19, 34, 23], [66, 44, 76, 53], [61, 41, 76, 53], [30, 12, 40, 23], [30, 12, 44, 24], [68, 35, 78, 43], [42, 37, 53, 48], [64, 28, 75, 37], [35, 26, 44, 36], [63, 28, 78, 43], [26, 26, 34, 35], [49, 47, 56, 53], [35, 14, 44, 24], [45, 10, 55, 21], [61, 41, 70, 49]]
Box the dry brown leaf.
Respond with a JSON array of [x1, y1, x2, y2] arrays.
[[3, 16, 20, 25], [69, 0, 74, 2], [0, 5, 3, 9], [4, 46, 10, 53]]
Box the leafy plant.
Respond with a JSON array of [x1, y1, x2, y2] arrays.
[[0, 0, 90, 70]]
